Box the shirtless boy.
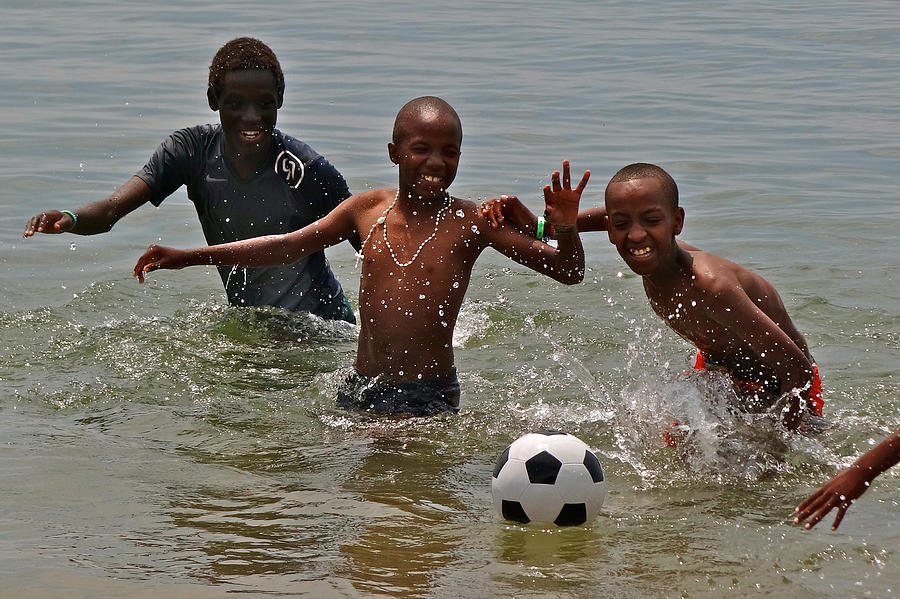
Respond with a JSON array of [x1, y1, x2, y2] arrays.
[[133, 96, 589, 415], [603, 163, 823, 429], [483, 163, 821, 430], [24, 38, 355, 321]]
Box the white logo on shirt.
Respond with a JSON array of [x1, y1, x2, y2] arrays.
[[275, 150, 305, 189]]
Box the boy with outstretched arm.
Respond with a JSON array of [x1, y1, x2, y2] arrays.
[[24, 38, 355, 321], [133, 96, 589, 415], [483, 163, 821, 430]]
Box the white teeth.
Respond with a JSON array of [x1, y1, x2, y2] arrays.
[[422, 175, 441, 183], [631, 247, 651, 256], [242, 130, 260, 137]]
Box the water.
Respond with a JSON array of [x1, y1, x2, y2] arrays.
[[1, 1, 898, 597]]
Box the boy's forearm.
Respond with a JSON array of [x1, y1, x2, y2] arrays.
[[71, 177, 152, 235], [855, 429, 900, 477], [779, 362, 817, 430], [575, 206, 607, 232], [549, 228, 585, 284], [200, 234, 307, 268]]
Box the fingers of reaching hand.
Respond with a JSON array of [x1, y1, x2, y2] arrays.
[[574, 168, 591, 194], [479, 198, 503, 228], [133, 246, 160, 283], [553, 161, 590, 195], [24, 212, 51, 236], [550, 170, 561, 191], [795, 489, 853, 530], [831, 503, 850, 530]]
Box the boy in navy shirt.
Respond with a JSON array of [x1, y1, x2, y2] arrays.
[[24, 37, 355, 321]]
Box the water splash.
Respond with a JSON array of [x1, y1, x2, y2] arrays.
[[609, 325, 817, 486]]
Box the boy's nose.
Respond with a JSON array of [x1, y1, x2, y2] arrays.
[[627, 225, 646, 241], [425, 151, 444, 168], [242, 105, 261, 123]]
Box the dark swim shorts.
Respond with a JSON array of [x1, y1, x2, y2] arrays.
[[693, 352, 824, 416], [336, 369, 461, 416]]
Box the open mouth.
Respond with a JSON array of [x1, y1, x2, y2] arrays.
[[420, 174, 443, 185], [629, 246, 652, 257], [240, 130, 264, 142]]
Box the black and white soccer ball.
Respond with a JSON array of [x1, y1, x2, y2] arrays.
[[491, 431, 606, 526]]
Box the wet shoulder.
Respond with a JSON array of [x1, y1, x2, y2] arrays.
[[444, 197, 488, 236], [688, 250, 745, 294], [346, 188, 397, 216]]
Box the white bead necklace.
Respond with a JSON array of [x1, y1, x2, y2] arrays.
[[355, 187, 452, 268]]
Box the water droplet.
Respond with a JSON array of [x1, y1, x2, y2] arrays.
[[69, 243, 76, 251], [452, 281, 459, 288], [455, 209, 465, 218]]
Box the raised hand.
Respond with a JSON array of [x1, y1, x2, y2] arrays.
[[543, 160, 590, 226], [23, 210, 75, 237], [133, 244, 190, 283]]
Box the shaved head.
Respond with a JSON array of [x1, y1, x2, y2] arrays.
[[392, 96, 462, 144], [608, 163, 679, 209]]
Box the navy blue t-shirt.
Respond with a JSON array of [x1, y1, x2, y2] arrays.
[[136, 125, 353, 320]]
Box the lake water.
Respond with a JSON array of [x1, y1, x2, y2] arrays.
[[1, 1, 898, 597]]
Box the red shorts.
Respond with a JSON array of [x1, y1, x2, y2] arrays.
[[693, 353, 823, 416]]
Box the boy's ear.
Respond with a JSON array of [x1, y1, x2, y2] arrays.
[[277, 91, 284, 110], [673, 207, 685, 236], [387, 141, 399, 165], [604, 215, 615, 243], [207, 87, 219, 111]]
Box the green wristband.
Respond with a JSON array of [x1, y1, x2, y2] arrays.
[[536, 216, 545, 240], [61, 210, 78, 228]]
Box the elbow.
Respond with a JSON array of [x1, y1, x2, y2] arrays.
[[556, 266, 585, 285]]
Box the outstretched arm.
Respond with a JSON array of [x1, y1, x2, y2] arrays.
[[24, 176, 152, 237], [133, 201, 357, 282], [484, 160, 589, 285], [795, 428, 900, 530]]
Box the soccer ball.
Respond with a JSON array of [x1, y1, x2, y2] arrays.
[[492, 431, 606, 527]]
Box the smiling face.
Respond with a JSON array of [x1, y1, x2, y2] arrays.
[[208, 69, 281, 167], [388, 102, 462, 203], [605, 176, 684, 276]]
